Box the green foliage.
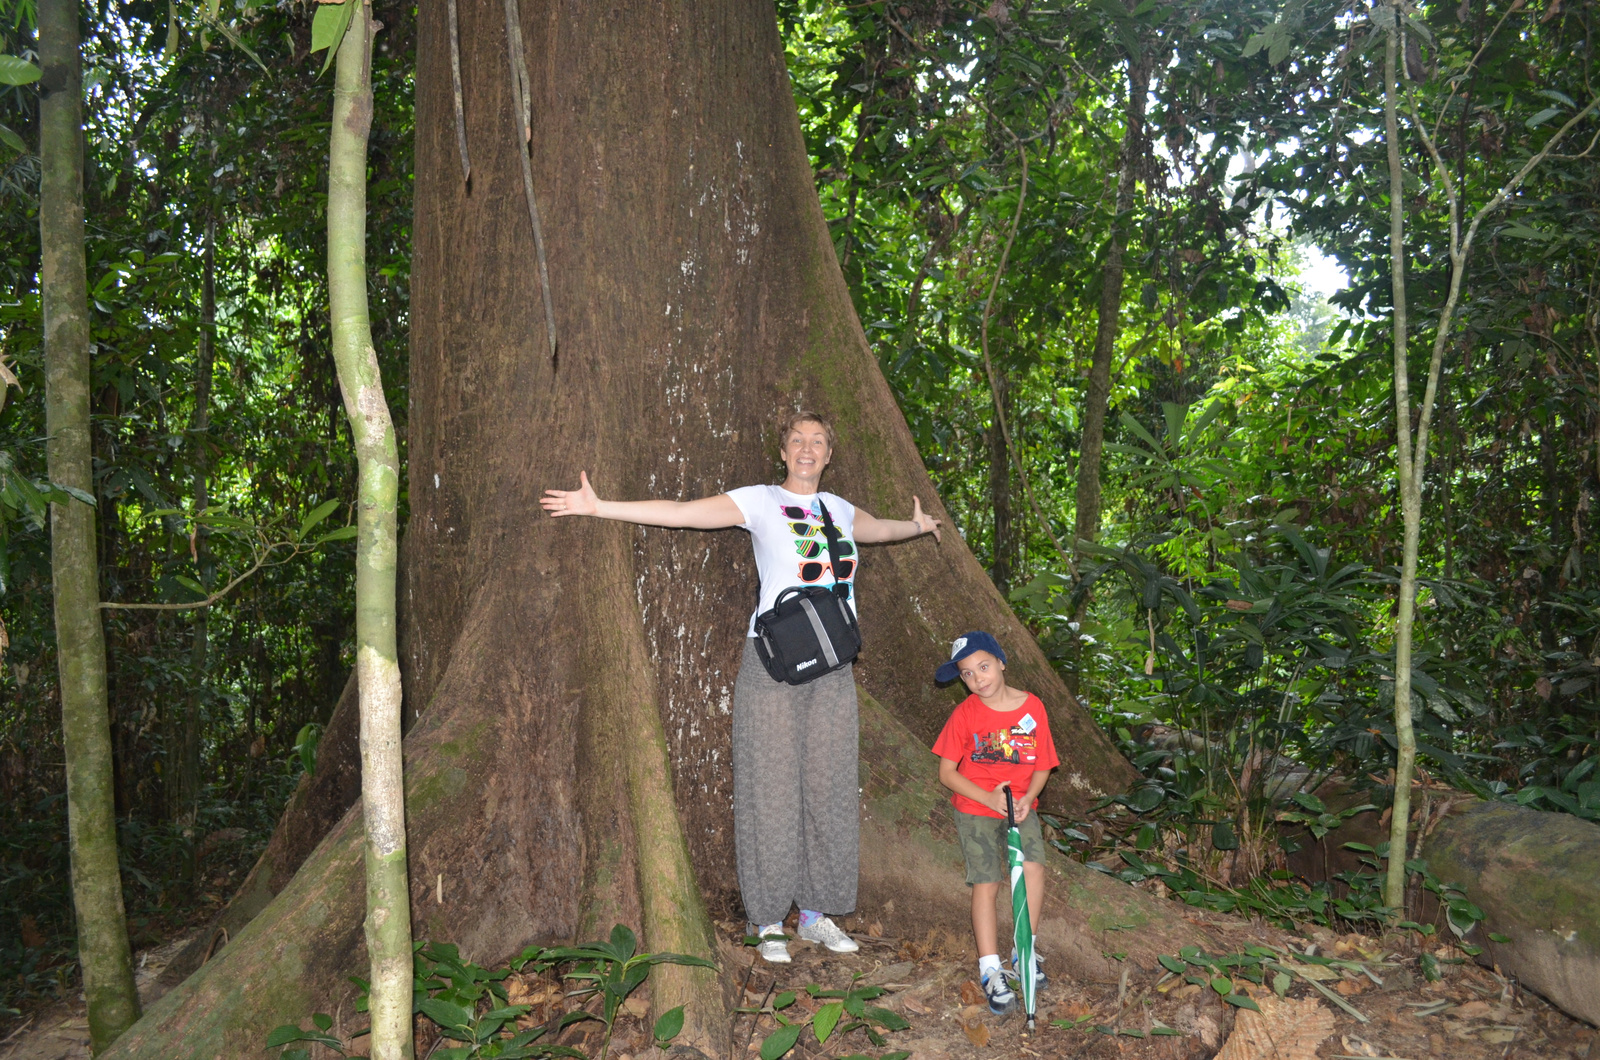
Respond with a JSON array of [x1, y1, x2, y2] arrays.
[[1, 0, 414, 1009], [744, 975, 910, 1060], [267, 927, 710, 1060]]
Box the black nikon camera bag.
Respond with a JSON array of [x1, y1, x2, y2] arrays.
[[751, 500, 861, 685]]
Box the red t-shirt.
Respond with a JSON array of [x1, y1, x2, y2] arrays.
[[931, 692, 1059, 819]]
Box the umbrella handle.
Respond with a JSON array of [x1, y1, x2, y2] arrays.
[[1004, 785, 1016, 829]]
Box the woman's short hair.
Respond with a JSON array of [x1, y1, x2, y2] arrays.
[[778, 410, 836, 451]]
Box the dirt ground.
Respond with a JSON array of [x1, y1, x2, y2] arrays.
[[4, 915, 1595, 1060], [700, 913, 1597, 1060], [0, 932, 195, 1060]]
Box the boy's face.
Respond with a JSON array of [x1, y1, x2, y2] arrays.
[[957, 650, 1006, 699]]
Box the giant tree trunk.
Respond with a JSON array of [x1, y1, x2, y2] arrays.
[[104, 1, 1140, 1054]]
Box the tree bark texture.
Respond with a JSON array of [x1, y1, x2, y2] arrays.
[[1423, 801, 1600, 1027], [104, 0, 1141, 1052], [38, 0, 142, 1046], [1073, 52, 1150, 551], [328, 8, 414, 1058], [1381, 6, 1420, 913], [172, 217, 214, 862], [987, 366, 1014, 595]]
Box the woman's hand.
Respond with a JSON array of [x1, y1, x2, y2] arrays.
[[542, 470, 600, 517], [854, 496, 943, 543], [911, 496, 942, 542]]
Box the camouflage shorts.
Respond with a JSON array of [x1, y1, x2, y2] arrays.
[[954, 808, 1046, 885]]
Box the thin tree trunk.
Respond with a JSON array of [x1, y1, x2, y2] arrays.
[[328, 8, 412, 1058], [1073, 52, 1149, 551], [1379, 8, 1600, 909], [1382, 4, 1420, 914], [988, 364, 1013, 594], [175, 217, 215, 884], [38, 0, 142, 1045]]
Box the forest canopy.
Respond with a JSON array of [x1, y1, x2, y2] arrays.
[[2, 0, 1598, 1023]]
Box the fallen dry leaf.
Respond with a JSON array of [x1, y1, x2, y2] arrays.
[[1451, 1000, 1493, 1020], [1481, 1027, 1519, 1044], [960, 980, 984, 1007], [1340, 1033, 1380, 1057], [959, 1004, 988, 1021], [869, 921, 884, 937], [1333, 978, 1366, 996], [1213, 995, 1336, 1060], [621, 996, 649, 1020], [1281, 960, 1341, 982], [961, 1021, 991, 1047]]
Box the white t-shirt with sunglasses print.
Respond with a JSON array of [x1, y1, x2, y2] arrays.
[[726, 484, 858, 636]]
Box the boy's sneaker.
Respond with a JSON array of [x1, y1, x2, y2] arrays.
[[982, 970, 1017, 1015], [797, 916, 860, 953], [1008, 948, 1048, 993], [756, 925, 791, 964]]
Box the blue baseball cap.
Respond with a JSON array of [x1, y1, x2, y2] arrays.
[[935, 631, 1008, 683]]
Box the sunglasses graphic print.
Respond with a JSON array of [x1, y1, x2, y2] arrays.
[[801, 560, 855, 582], [793, 538, 854, 558], [777, 502, 856, 591]]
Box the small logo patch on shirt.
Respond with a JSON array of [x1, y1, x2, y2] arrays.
[[1017, 713, 1037, 734]]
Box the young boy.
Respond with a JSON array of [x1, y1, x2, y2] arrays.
[[930, 632, 1057, 1015]]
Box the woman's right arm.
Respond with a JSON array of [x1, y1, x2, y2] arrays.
[[541, 471, 744, 530]]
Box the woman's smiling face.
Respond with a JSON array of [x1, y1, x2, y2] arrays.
[[781, 420, 832, 485]]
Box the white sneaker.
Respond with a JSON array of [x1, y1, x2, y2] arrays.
[[797, 916, 859, 953], [756, 924, 791, 964]]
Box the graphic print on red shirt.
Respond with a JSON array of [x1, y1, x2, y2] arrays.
[[932, 692, 1060, 819]]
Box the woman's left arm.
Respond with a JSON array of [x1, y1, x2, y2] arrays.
[[853, 496, 942, 544]]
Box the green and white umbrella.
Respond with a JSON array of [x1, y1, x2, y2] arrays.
[[1004, 788, 1037, 1031]]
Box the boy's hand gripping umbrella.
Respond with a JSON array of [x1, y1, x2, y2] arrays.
[[1004, 787, 1037, 1032]]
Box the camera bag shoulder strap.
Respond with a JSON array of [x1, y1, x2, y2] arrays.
[[817, 498, 847, 597]]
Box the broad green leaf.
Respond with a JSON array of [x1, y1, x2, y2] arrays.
[[314, 525, 359, 543], [417, 996, 475, 1031], [1223, 994, 1260, 1011], [299, 498, 341, 540], [0, 55, 40, 85], [759, 1023, 802, 1060], [310, 0, 356, 74], [311, 1013, 333, 1032], [812, 1001, 843, 1044], [0, 123, 25, 154], [653, 1005, 685, 1044], [266, 1025, 309, 1047], [1526, 107, 1561, 129], [1158, 954, 1185, 974]]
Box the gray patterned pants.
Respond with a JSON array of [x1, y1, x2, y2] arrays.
[[732, 637, 860, 927]]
